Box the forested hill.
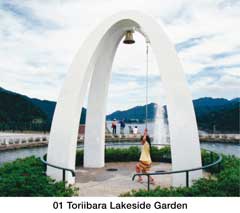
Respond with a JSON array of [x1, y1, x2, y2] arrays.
[[0, 87, 239, 133], [0, 87, 86, 131], [0, 87, 47, 131], [194, 97, 239, 133], [107, 97, 239, 133], [107, 103, 157, 123]]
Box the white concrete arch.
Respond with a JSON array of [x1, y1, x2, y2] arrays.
[[47, 11, 202, 186]]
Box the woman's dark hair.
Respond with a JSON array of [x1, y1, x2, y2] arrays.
[[141, 135, 151, 149]]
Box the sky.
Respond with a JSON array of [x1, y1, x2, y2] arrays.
[[0, 0, 239, 113]]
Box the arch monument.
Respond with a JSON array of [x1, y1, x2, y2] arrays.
[[47, 11, 202, 186]]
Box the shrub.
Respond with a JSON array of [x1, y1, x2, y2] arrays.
[[105, 146, 140, 162], [75, 146, 171, 166], [151, 146, 171, 163], [76, 150, 83, 166], [0, 156, 77, 196]]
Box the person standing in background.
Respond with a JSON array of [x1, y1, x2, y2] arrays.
[[133, 126, 138, 136], [128, 126, 133, 134], [112, 119, 117, 135], [120, 119, 126, 135]]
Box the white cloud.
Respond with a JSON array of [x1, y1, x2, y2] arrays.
[[224, 67, 240, 77], [0, 0, 239, 113]]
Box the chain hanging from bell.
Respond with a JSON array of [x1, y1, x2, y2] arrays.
[[123, 30, 135, 44]]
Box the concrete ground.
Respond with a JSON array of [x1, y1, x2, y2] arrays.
[[75, 162, 211, 196], [75, 162, 173, 196]]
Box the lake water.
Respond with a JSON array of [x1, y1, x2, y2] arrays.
[[0, 142, 239, 166]]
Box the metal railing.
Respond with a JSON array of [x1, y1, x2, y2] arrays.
[[41, 143, 222, 191], [41, 154, 75, 183], [41, 142, 165, 183], [132, 148, 222, 191]]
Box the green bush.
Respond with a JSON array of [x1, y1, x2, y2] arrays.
[[76, 145, 219, 167], [151, 146, 171, 163], [105, 146, 140, 162], [0, 156, 77, 197], [76, 149, 84, 166], [75, 146, 171, 166]]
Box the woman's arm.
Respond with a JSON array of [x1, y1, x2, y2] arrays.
[[141, 135, 147, 144], [141, 128, 148, 144]]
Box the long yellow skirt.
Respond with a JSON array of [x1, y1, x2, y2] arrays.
[[138, 160, 151, 172]]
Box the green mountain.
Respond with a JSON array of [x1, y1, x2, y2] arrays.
[[195, 98, 239, 133], [107, 98, 239, 133], [0, 87, 86, 131], [106, 103, 157, 123], [0, 87, 47, 131], [30, 98, 86, 125], [0, 87, 239, 133], [30, 98, 56, 124]]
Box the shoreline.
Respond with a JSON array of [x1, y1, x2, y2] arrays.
[[0, 135, 239, 152]]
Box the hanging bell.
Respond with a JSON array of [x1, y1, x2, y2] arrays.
[[123, 31, 135, 44]]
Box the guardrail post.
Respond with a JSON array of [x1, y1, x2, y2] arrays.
[[63, 169, 66, 182], [218, 161, 221, 173], [210, 152, 214, 172], [186, 171, 189, 187], [147, 175, 150, 191], [210, 152, 213, 163]]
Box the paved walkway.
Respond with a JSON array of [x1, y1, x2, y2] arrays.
[[75, 162, 173, 196], [75, 162, 211, 196]]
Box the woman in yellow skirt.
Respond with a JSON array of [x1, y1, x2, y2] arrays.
[[135, 128, 155, 184]]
